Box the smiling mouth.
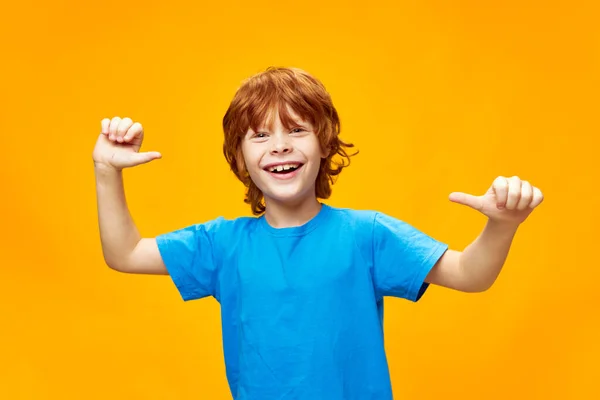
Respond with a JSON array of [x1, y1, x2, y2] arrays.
[[264, 163, 304, 175]]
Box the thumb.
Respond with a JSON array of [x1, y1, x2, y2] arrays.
[[449, 192, 482, 210], [130, 151, 162, 166]]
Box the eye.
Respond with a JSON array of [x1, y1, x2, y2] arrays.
[[252, 132, 268, 139], [291, 127, 305, 134]]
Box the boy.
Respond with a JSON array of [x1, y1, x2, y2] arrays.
[[93, 67, 543, 399]]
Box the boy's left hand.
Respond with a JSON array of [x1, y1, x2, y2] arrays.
[[448, 176, 544, 226]]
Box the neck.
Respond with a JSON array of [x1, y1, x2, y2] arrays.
[[263, 196, 322, 228]]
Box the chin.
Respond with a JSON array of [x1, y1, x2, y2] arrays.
[[250, 166, 320, 207], [262, 186, 316, 207], [264, 190, 304, 204]]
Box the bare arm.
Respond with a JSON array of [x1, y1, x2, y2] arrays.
[[95, 164, 166, 274], [426, 220, 517, 292], [93, 116, 164, 274], [425, 176, 544, 293]]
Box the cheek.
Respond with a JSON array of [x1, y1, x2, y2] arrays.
[[240, 146, 262, 175], [306, 141, 326, 161]]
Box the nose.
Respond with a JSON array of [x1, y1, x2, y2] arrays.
[[270, 134, 292, 154]]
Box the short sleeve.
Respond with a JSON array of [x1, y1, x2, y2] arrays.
[[372, 212, 448, 302], [155, 218, 223, 301]]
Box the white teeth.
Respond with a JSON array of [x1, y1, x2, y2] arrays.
[[270, 163, 300, 172]]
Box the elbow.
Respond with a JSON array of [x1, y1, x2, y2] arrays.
[[463, 285, 490, 294], [101, 246, 137, 273], [105, 261, 126, 273], [104, 257, 131, 273], [456, 259, 499, 293], [461, 279, 495, 293]]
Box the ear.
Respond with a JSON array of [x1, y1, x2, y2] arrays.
[[320, 145, 331, 159]]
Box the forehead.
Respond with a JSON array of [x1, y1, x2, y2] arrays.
[[256, 105, 310, 130]]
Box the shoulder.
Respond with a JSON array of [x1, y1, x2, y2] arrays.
[[326, 205, 378, 224], [323, 206, 416, 268], [322, 205, 381, 246], [325, 204, 390, 231], [325, 205, 420, 239], [157, 214, 259, 246], [196, 214, 259, 240], [204, 214, 257, 231]]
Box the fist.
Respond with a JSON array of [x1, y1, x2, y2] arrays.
[[449, 176, 544, 226], [92, 116, 161, 171]]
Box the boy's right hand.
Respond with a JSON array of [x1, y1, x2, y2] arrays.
[[93, 117, 162, 171]]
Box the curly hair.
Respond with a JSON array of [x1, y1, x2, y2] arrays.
[[222, 67, 357, 215]]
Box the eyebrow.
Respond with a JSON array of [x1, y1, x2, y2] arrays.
[[290, 119, 310, 128], [256, 120, 307, 131]]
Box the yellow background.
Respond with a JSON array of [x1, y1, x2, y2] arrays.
[[1, 0, 598, 399]]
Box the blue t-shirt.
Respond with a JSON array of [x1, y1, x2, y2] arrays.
[[156, 204, 448, 400]]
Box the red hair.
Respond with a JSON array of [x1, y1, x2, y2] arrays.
[[222, 67, 357, 215]]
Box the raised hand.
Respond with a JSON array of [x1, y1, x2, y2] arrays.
[[92, 116, 161, 171], [448, 176, 544, 225]]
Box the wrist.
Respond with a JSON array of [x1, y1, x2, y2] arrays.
[[486, 218, 520, 234], [94, 160, 122, 174]]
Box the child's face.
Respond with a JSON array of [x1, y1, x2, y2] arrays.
[[241, 106, 326, 208]]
